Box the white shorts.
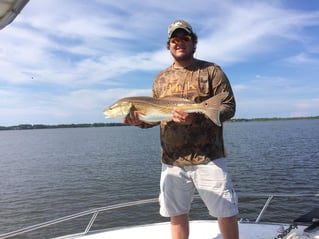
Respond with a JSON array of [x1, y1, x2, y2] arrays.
[[159, 158, 238, 218]]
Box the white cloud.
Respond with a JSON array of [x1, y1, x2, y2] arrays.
[[236, 96, 319, 119], [196, 2, 319, 65], [285, 53, 319, 64]]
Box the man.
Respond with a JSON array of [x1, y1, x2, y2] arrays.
[[124, 20, 239, 239]]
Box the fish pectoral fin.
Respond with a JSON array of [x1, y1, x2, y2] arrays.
[[136, 110, 146, 116]]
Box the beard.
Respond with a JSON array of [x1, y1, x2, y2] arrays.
[[171, 49, 194, 62]]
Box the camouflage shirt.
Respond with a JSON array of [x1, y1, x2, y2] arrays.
[[141, 59, 235, 166]]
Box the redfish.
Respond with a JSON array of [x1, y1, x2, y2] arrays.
[[103, 92, 228, 126]]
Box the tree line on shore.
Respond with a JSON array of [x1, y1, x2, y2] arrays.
[[0, 123, 124, 131], [0, 116, 318, 131]]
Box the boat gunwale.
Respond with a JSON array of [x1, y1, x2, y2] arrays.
[[0, 193, 318, 239]]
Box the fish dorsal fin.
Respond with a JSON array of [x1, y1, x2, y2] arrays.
[[159, 96, 193, 105], [161, 96, 191, 101]]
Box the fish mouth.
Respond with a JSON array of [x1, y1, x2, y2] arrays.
[[103, 111, 111, 118]]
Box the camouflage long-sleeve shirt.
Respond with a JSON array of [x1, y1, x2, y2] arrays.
[[141, 59, 235, 166]]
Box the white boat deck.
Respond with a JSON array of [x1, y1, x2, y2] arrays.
[[57, 220, 315, 239]]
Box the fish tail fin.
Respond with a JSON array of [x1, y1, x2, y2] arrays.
[[201, 92, 229, 126]]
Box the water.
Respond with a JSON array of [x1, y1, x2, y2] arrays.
[[0, 119, 318, 238]]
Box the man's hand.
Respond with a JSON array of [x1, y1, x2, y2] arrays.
[[171, 108, 194, 125], [123, 111, 143, 126]]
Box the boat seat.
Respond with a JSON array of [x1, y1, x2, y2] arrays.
[[293, 208, 319, 233]]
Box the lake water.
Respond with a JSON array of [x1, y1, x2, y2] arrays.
[[0, 119, 318, 238]]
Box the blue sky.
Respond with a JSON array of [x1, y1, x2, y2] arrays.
[[1, 0, 319, 126]]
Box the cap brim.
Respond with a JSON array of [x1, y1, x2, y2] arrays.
[[168, 27, 192, 39]]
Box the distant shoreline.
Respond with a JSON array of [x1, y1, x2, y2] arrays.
[[1, 116, 318, 131], [230, 115, 319, 122]]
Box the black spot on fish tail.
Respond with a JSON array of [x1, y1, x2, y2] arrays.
[[201, 92, 229, 126]]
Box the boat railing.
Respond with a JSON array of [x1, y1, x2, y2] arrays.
[[0, 193, 318, 239]]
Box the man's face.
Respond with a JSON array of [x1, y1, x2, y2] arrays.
[[168, 29, 194, 62]]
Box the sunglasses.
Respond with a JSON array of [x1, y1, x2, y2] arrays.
[[169, 35, 192, 44]]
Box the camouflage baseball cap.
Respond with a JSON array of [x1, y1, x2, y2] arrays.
[[168, 20, 193, 39]]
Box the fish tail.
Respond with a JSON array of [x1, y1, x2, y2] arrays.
[[201, 92, 229, 126]]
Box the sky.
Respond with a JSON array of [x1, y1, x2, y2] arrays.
[[1, 0, 319, 126]]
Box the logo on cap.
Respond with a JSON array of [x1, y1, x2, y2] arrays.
[[168, 20, 193, 39]]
